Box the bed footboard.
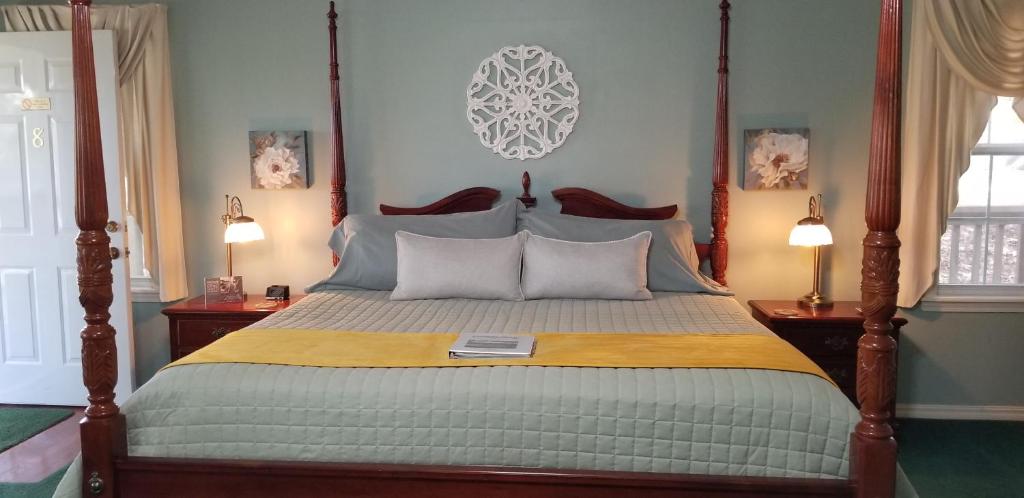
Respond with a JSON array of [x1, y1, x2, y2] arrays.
[[114, 457, 853, 498]]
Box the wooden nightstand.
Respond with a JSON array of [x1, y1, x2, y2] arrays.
[[748, 300, 906, 407], [162, 294, 305, 361]]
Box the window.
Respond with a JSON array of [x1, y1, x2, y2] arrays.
[[930, 97, 1024, 311]]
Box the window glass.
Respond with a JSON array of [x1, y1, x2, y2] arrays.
[[984, 97, 1024, 145], [990, 155, 1024, 210], [952, 155, 990, 216]]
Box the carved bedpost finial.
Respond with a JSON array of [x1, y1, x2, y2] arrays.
[[328, 1, 338, 79], [852, 0, 902, 497], [718, 1, 730, 75], [518, 171, 537, 208]]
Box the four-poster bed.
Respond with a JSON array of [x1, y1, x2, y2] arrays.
[[68, 0, 901, 496]]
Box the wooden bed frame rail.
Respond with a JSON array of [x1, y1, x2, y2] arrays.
[[113, 457, 854, 498], [70, 0, 901, 496]]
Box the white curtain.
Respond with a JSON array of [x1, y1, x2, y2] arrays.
[[898, 0, 1024, 307], [2, 4, 188, 302]]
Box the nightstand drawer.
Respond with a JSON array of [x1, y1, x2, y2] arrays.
[[774, 326, 861, 357], [817, 358, 856, 388], [173, 318, 258, 347]]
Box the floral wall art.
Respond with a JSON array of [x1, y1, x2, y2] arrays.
[[742, 128, 810, 190], [249, 130, 309, 189]]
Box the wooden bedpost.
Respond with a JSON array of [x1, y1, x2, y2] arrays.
[[71, 0, 127, 496], [328, 1, 348, 266], [852, 0, 902, 497], [709, 0, 730, 286]]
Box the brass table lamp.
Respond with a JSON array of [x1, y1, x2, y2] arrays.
[[221, 195, 265, 275], [789, 194, 833, 310]]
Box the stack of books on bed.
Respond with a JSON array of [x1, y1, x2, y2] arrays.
[[449, 334, 536, 359]]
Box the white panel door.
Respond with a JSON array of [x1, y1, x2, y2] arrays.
[[0, 31, 134, 405]]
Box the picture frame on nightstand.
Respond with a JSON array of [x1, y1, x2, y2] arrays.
[[205, 276, 244, 304]]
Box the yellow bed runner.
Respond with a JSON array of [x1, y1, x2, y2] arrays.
[[165, 329, 835, 386]]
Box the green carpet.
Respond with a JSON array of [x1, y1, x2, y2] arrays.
[[898, 419, 1024, 498], [0, 407, 73, 453], [0, 466, 67, 498]]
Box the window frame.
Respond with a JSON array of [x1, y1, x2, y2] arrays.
[[131, 274, 162, 303], [924, 112, 1024, 313]]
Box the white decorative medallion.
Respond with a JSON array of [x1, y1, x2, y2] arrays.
[[467, 45, 580, 160]]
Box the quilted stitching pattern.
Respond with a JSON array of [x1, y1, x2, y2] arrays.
[[251, 291, 765, 334], [124, 292, 857, 479]]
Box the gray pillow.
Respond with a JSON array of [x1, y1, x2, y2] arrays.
[[517, 210, 730, 294], [391, 231, 526, 301], [522, 231, 653, 300], [308, 200, 520, 292]]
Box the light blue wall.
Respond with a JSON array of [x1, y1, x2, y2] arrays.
[[7, 0, 1021, 407]]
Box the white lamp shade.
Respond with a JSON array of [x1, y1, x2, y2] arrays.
[[224, 220, 265, 243], [789, 223, 833, 247]]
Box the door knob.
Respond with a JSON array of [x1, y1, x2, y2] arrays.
[[105, 221, 120, 233], [109, 247, 121, 260]]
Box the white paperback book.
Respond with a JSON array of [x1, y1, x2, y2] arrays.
[[448, 334, 536, 359]]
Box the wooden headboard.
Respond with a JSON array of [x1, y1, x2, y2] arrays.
[[376, 172, 538, 215], [379, 187, 500, 215], [551, 188, 678, 220], [370, 172, 718, 273]]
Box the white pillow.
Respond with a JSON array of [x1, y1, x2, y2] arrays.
[[522, 231, 653, 300], [391, 231, 526, 301]]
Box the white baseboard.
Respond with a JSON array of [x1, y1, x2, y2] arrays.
[[896, 403, 1024, 421]]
